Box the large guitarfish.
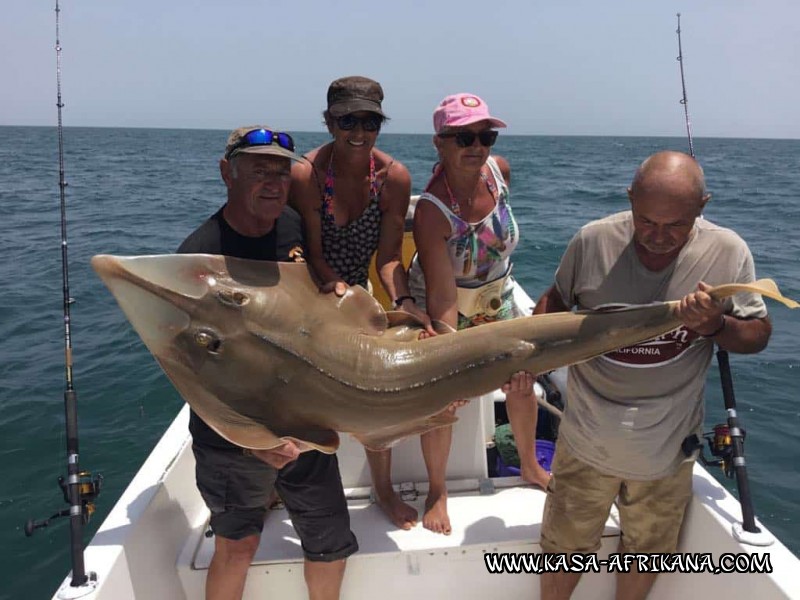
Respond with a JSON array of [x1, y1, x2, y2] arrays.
[[91, 254, 797, 452]]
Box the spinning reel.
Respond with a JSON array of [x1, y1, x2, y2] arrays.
[[682, 424, 743, 479], [25, 471, 103, 536]]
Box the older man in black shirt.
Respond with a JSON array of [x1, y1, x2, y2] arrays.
[[178, 126, 356, 600]]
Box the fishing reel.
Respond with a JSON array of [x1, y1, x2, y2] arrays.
[[24, 471, 103, 537], [682, 424, 743, 479]]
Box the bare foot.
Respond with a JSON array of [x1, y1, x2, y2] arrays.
[[375, 489, 418, 530], [423, 493, 451, 535], [521, 462, 552, 490]]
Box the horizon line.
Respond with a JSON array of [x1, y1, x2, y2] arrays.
[[1, 123, 797, 142]]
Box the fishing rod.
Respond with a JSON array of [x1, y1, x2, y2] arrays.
[[675, 13, 767, 542], [676, 13, 694, 158], [24, 1, 102, 591]]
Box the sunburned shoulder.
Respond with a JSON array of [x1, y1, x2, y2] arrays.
[[291, 144, 329, 182], [372, 149, 410, 196], [414, 194, 450, 234], [289, 156, 321, 211], [373, 148, 409, 176], [290, 156, 313, 176], [490, 155, 511, 179]]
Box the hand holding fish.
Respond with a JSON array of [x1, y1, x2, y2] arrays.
[[501, 371, 535, 396], [398, 301, 436, 336], [677, 281, 726, 336], [251, 441, 302, 469], [320, 279, 348, 297], [417, 319, 467, 410]]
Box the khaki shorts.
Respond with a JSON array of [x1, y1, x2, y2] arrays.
[[540, 442, 693, 554]]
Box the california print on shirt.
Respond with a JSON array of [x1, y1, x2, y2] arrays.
[[596, 303, 702, 368]]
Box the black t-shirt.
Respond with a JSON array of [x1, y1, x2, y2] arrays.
[[177, 205, 305, 449]]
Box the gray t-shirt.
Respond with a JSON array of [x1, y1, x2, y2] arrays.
[[554, 211, 767, 480]]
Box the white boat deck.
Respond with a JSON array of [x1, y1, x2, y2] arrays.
[[192, 483, 616, 567], [53, 391, 800, 599], [176, 388, 625, 599], [181, 483, 622, 599]]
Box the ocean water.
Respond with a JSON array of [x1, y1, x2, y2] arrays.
[[0, 126, 798, 598]]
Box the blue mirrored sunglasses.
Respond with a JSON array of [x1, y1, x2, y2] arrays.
[[336, 114, 383, 132], [225, 129, 295, 159]]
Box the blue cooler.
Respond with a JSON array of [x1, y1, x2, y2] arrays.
[[496, 439, 555, 476]]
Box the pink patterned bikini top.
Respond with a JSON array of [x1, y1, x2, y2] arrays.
[[318, 151, 387, 288]]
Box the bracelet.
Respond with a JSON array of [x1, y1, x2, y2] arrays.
[[701, 315, 727, 338], [394, 295, 416, 309]]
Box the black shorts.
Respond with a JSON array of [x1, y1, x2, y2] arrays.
[[193, 442, 358, 562]]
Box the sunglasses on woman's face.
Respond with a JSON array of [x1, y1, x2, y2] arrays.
[[336, 113, 383, 132], [438, 130, 498, 148]]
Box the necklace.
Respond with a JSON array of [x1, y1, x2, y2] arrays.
[[442, 169, 488, 217]]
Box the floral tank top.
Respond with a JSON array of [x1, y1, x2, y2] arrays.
[[407, 157, 522, 328], [415, 156, 518, 286]]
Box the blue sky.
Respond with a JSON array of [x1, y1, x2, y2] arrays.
[[2, 0, 799, 138]]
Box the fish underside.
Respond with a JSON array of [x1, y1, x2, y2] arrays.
[[91, 254, 797, 452]]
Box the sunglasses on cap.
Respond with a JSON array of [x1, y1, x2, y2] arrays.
[[336, 113, 383, 132], [438, 130, 499, 148], [225, 128, 295, 159]]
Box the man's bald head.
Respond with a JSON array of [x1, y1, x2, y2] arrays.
[[627, 151, 712, 265], [629, 151, 708, 211]]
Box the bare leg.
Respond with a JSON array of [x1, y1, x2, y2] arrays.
[[540, 571, 582, 600], [505, 371, 551, 489], [206, 534, 259, 600], [365, 448, 418, 529], [616, 542, 657, 600], [305, 558, 347, 600], [420, 424, 453, 535]]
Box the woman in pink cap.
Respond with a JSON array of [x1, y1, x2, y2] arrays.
[[404, 93, 550, 534]]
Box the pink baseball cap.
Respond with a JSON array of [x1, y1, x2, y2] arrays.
[[433, 93, 507, 133]]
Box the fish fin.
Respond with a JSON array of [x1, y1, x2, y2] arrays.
[[280, 430, 341, 455], [152, 356, 308, 452], [331, 284, 389, 335], [352, 410, 458, 451], [172, 366, 342, 454], [182, 373, 342, 453], [709, 279, 799, 309], [223, 256, 391, 334], [191, 400, 288, 450]]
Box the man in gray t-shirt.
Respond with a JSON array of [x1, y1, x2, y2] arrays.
[[536, 151, 771, 600]]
